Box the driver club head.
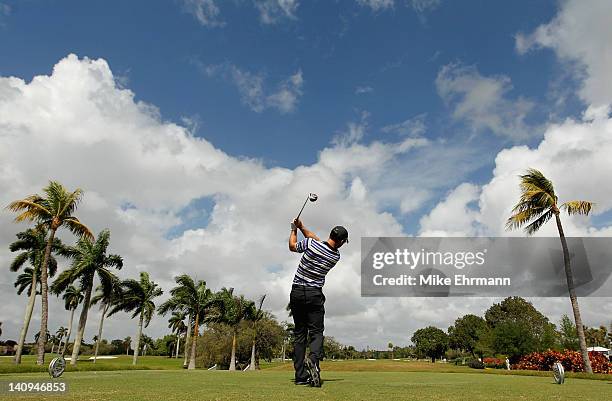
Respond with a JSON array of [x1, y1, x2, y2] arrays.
[[309, 193, 318, 202]]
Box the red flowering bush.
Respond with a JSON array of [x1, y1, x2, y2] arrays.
[[514, 350, 611, 374], [483, 357, 506, 369]]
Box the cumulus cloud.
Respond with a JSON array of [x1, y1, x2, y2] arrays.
[[417, 109, 612, 326], [202, 63, 303, 114], [436, 63, 535, 140], [254, 0, 299, 24], [0, 55, 486, 348], [182, 0, 225, 27], [419, 183, 480, 236], [515, 0, 612, 108]]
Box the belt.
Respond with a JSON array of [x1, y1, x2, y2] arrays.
[[292, 284, 322, 290]]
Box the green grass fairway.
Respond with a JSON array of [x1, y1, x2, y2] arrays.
[[2, 368, 611, 401]]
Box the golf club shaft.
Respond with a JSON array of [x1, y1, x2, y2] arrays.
[[295, 196, 309, 220]]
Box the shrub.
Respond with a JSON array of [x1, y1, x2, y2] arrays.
[[483, 357, 506, 369], [515, 350, 611, 374], [468, 359, 485, 369]]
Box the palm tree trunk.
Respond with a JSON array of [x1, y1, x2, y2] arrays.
[[281, 342, 285, 363], [14, 271, 37, 364], [51, 342, 55, 354], [62, 308, 75, 356], [70, 275, 93, 366], [188, 313, 199, 370], [183, 315, 192, 368], [93, 303, 108, 363], [249, 340, 256, 370], [132, 311, 144, 365], [555, 212, 593, 374], [36, 227, 57, 365], [175, 334, 180, 358], [229, 330, 237, 371]]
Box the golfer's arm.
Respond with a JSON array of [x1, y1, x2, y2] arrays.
[[289, 228, 298, 252], [299, 226, 320, 241]]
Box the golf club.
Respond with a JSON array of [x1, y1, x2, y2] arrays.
[[296, 193, 318, 220]]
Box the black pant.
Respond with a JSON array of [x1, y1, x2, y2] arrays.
[[289, 284, 325, 381]]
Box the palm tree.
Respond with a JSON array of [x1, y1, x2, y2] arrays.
[[247, 295, 266, 370], [90, 278, 121, 363], [215, 288, 256, 371], [51, 229, 123, 365], [7, 181, 93, 364], [108, 272, 163, 365], [55, 327, 67, 354], [58, 285, 83, 355], [388, 342, 394, 360], [168, 311, 187, 358], [123, 336, 131, 355], [9, 227, 66, 364], [507, 168, 594, 373], [34, 329, 50, 344], [158, 275, 214, 370], [157, 276, 192, 367]]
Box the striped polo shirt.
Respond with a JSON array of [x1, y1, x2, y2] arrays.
[[293, 238, 340, 288]]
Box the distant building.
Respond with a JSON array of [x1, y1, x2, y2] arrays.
[[587, 346, 610, 361]]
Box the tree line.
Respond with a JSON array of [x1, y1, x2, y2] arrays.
[[410, 296, 611, 364], [6, 181, 276, 370]]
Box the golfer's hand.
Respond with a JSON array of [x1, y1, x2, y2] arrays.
[[293, 219, 303, 229]]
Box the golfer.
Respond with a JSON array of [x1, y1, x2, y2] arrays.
[[288, 218, 348, 387]]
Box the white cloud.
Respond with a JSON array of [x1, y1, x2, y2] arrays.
[[409, 0, 440, 13], [420, 106, 612, 238], [436, 63, 535, 139], [381, 113, 426, 136], [203, 63, 303, 114], [332, 111, 370, 147], [515, 0, 612, 108], [355, 85, 374, 94], [182, 0, 225, 27], [356, 0, 394, 12], [254, 0, 299, 24], [266, 70, 303, 113], [419, 183, 480, 236]]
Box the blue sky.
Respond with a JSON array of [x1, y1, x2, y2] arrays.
[[1, 0, 564, 166], [2, 1, 611, 345], [0, 0, 576, 232]]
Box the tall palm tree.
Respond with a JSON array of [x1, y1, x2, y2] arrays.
[[55, 327, 67, 354], [58, 285, 83, 355], [168, 311, 187, 359], [158, 275, 214, 370], [7, 181, 93, 364], [90, 278, 121, 363], [9, 227, 66, 364], [215, 288, 256, 371], [108, 272, 163, 365], [507, 168, 594, 374], [157, 276, 192, 366], [247, 295, 266, 370], [51, 229, 123, 365]]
